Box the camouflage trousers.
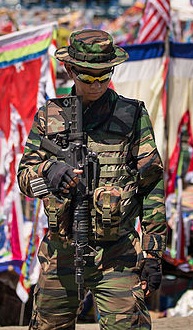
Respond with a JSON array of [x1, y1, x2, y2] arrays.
[[29, 233, 151, 330]]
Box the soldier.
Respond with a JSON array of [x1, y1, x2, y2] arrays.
[[17, 29, 167, 330]]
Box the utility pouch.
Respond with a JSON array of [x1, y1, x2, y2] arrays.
[[43, 195, 71, 233], [92, 180, 138, 241], [92, 185, 123, 241]]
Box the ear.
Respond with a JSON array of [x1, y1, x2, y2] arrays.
[[64, 63, 73, 78]]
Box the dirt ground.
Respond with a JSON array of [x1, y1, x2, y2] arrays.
[[1, 316, 193, 330], [152, 315, 193, 329]]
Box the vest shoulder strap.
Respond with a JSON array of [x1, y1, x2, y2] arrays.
[[105, 95, 143, 138]]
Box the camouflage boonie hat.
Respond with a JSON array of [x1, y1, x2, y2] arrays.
[[55, 29, 129, 69]]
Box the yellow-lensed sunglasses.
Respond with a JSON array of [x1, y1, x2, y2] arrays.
[[71, 67, 114, 84]]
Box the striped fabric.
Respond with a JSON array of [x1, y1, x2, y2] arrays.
[[0, 22, 56, 69], [137, 0, 170, 43]]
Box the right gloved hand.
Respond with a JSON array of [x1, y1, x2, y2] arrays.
[[42, 160, 80, 194], [140, 258, 162, 296]]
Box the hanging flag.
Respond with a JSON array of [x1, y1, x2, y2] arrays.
[[16, 199, 47, 303], [137, 0, 170, 43], [0, 22, 57, 139], [0, 22, 57, 274], [167, 41, 193, 195], [112, 41, 167, 160]]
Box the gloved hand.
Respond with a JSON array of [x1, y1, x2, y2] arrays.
[[42, 160, 80, 193], [140, 258, 162, 296]]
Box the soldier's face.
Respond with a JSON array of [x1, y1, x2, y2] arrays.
[[66, 64, 113, 105]]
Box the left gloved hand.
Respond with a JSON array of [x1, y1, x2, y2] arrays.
[[140, 258, 162, 296]]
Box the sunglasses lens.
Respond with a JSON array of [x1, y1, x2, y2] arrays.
[[72, 67, 113, 84], [78, 72, 112, 84]]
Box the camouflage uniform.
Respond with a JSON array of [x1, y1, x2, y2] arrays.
[[18, 87, 167, 330]]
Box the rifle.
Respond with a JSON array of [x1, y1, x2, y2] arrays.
[[30, 96, 98, 300]]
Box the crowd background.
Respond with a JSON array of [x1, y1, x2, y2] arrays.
[[1, 0, 193, 326]]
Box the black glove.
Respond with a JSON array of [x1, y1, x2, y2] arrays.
[[141, 258, 162, 293], [42, 160, 78, 192]]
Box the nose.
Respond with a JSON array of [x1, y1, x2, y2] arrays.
[[91, 80, 102, 88]]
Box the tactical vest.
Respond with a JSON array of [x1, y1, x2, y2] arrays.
[[43, 95, 143, 241], [86, 96, 143, 241]]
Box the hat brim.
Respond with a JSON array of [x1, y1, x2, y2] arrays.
[[55, 45, 129, 69]]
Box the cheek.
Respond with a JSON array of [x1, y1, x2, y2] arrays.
[[75, 83, 89, 95]]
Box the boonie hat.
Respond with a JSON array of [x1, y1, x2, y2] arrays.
[[55, 29, 129, 69]]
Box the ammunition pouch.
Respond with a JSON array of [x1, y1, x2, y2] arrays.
[[43, 195, 71, 233], [92, 181, 138, 241]]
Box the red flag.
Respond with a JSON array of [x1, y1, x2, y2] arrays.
[[11, 59, 42, 134], [0, 59, 41, 139], [0, 67, 13, 139], [137, 0, 170, 43]]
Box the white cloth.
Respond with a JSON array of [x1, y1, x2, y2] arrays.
[[167, 290, 193, 317]]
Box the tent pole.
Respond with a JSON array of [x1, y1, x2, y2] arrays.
[[19, 302, 25, 326]]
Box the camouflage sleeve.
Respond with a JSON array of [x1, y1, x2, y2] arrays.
[[132, 105, 167, 253], [17, 106, 48, 197]]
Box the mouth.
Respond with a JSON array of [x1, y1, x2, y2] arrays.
[[88, 93, 102, 98], [89, 90, 103, 94]]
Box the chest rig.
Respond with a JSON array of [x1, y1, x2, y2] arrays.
[[87, 96, 142, 241]]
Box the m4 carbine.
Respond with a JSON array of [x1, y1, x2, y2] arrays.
[[31, 96, 98, 301]]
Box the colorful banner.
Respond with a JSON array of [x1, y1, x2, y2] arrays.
[[0, 22, 57, 139]]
